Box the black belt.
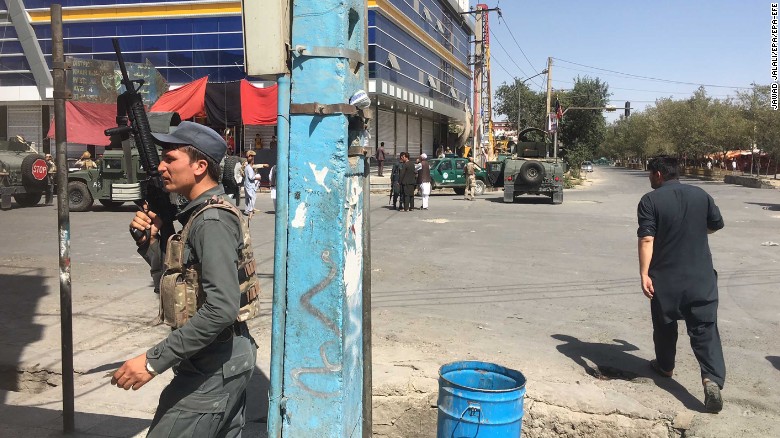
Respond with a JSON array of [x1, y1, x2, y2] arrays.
[[217, 321, 246, 341]]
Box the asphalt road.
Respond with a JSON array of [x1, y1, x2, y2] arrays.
[[1, 166, 778, 436]]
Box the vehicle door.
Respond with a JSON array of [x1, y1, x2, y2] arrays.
[[99, 155, 124, 197], [435, 159, 455, 186], [454, 159, 467, 185]]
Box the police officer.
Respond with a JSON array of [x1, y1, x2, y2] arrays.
[[114, 121, 258, 437]]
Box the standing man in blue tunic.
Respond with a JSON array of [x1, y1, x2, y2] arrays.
[[637, 155, 726, 413]]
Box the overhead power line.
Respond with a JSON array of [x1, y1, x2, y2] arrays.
[[495, 13, 541, 79], [488, 29, 531, 81], [553, 57, 753, 90]]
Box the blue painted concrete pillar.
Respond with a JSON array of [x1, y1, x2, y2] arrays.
[[270, 1, 367, 436]]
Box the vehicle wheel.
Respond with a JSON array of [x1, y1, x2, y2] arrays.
[[98, 199, 125, 209], [453, 187, 465, 195], [13, 192, 42, 207], [68, 181, 93, 212], [518, 161, 544, 185], [21, 154, 49, 191], [474, 180, 486, 196], [222, 155, 243, 192]]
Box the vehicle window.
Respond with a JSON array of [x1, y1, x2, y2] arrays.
[[455, 160, 465, 170], [439, 161, 452, 171], [103, 158, 122, 170]]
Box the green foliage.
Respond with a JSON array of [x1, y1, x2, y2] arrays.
[[493, 81, 548, 130], [604, 84, 776, 165], [558, 76, 610, 170]]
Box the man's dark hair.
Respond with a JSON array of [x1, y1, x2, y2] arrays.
[[180, 145, 221, 182], [648, 155, 679, 181], [400, 151, 409, 159], [380, 142, 384, 147]]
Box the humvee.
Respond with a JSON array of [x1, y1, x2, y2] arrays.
[[67, 112, 181, 211], [0, 137, 52, 209], [487, 127, 565, 204]]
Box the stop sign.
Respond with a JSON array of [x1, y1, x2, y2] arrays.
[[32, 158, 48, 180]]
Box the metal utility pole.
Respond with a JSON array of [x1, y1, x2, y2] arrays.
[[266, 1, 369, 436], [545, 57, 553, 117], [466, 4, 500, 163], [51, 4, 75, 434]]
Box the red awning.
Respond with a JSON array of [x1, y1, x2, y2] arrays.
[[150, 76, 208, 120], [241, 80, 277, 125], [46, 101, 117, 146]]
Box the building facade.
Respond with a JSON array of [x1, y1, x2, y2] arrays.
[[0, 0, 472, 156], [368, 0, 473, 158]]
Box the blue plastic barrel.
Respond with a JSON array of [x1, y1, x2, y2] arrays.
[[437, 361, 527, 438]]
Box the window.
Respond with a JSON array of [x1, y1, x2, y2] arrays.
[[386, 52, 400, 70], [455, 160, 465, 170], [439, 161, 452, 171], [449, 87, 458, 99], [103, 159, 122, 170], [427, 74, 438, 91]]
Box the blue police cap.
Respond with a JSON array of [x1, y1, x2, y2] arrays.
[[151, 121, 226, 164]]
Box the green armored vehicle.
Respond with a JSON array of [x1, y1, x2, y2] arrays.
[[0, 137, 52, 209], [67, 112, 180, 211], [487, 127, 565, 205]]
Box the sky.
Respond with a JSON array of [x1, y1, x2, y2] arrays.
[[478, 0, 770, 123]]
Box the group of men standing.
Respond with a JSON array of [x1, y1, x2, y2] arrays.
[[386, 146, 431, 211]]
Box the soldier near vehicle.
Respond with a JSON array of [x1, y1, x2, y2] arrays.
[[75, 151, 97, 169], [114, 121, 260, 437], [637, 155, 725, 413]]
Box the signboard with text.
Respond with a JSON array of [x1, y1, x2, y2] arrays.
[[67, 57, 168, 106]]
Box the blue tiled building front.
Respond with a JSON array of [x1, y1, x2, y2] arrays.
[[0, 0, 472, 153]]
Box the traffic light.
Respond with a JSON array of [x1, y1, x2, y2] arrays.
[[625, 101, 631, 117]]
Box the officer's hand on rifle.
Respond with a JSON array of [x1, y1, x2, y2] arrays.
[[129, 202, 163, 246]]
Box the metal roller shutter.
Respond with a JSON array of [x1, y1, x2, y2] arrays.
[[407, 116, 420, 156], [395, 112, 407, 154], [422, 118, 434, 156], [7, 106, 43, 151], [377, 109, 395, 157]]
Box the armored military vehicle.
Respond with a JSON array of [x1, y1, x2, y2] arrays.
[[0, 137, 52, 209], [487, 127, 565, 204], [67, 112, 180, 211]]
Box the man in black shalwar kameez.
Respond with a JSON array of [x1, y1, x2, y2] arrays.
[[637, 156, 726, 413]]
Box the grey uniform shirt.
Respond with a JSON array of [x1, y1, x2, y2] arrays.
[[637, 180, 724, 323], [140, 185, 243, 373]]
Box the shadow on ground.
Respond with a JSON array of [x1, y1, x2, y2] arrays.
[[0, 270, 47, 403], [0, 404, 149, 437], [551, 334, 705, 412], [745, 202, 780, 211], [767, 356, 780, 371], [246, 367, 271, 425]]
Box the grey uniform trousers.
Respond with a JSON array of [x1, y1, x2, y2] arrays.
[[148, 328, 257, 438]]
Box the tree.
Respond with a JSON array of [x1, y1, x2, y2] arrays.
[[558, 76, 610, 172], [493, 81, 548, 131]]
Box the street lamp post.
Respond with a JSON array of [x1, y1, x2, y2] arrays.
[[516, 69, 548, 134]]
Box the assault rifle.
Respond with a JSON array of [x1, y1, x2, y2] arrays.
[[105, 38, 177, 248]]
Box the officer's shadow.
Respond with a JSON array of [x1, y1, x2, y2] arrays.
[[246, 366, 271, 427], [551, 334, 704, 412]]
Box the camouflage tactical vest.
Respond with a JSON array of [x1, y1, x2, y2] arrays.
[[159, 199, 261, 329]]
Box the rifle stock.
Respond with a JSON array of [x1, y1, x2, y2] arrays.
[[105, 38, 177, 247]]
